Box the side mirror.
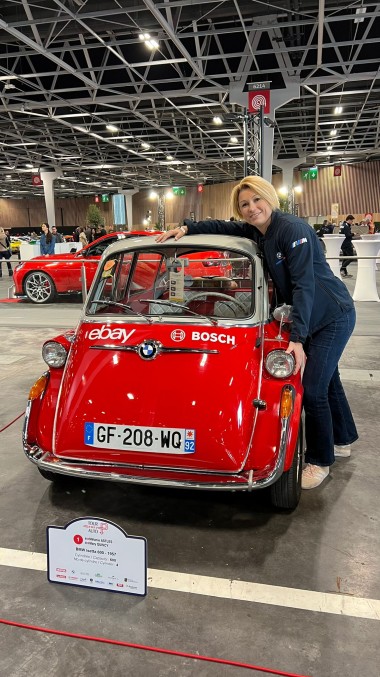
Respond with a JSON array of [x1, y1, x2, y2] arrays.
[[273, 304, 293, 339]]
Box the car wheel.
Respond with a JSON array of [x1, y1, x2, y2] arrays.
[[24, 271, 56, 303], [270, 420, 304, 511], [38, 467, 70, 484]]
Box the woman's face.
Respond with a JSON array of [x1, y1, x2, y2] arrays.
[[41, 224, 48, 233], [237, 188, 273, 233]]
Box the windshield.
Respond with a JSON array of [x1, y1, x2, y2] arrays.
[[87, 246, 255, 321]]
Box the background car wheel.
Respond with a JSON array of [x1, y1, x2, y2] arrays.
[[24, 271, 56, 303], [270, 420, 304, 511]]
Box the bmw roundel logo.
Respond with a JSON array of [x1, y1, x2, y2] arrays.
[[138, 340, 160, 360]]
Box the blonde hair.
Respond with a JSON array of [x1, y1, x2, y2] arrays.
[[231, 176, 280, 219]]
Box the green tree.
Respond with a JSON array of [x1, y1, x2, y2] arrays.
[[86, 204, 104, 229]]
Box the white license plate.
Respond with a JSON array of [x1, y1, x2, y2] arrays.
[[84, 423, 196, 454]]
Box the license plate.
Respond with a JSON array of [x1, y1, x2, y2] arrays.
[[84, 423, 196, 454]]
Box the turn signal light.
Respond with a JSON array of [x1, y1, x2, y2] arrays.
[[280, 386, 293, 418], [28, 374, 48, 400]]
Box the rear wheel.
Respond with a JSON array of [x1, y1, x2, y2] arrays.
[[270, 420, 304, 511], [24, 271, 56, 303], [38, 467, 69, 484]]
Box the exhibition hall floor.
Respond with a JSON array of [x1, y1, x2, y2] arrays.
[[0, 265, 379, 677]]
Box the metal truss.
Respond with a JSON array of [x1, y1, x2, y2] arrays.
[[0, 0, 378, 199]]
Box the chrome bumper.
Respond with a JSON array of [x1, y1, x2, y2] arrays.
[[23, 389, 293, 491]]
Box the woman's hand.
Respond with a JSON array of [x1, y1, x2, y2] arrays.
[[286, 341, 305, 375], [155, 227, 186, 243]]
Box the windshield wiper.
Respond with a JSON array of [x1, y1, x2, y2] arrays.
[[90, 299, 153, 323], [144, 299, 217, 325]]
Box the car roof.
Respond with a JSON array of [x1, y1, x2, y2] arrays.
[[100, 234, 260, 259]]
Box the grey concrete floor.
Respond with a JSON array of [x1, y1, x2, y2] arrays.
[[0, 260, 379, 677]]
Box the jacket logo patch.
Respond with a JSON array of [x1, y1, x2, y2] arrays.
[[291, 238, 308, 248]]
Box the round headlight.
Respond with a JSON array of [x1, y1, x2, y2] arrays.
[[42, 341, 68, 368], [265, 350, 295, 378]]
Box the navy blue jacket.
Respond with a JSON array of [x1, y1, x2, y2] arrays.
[[184, 211, 354, 344], [339, 220, 354, 249]]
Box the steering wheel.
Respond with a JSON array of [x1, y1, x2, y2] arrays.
[[184, 291, 247, 317]]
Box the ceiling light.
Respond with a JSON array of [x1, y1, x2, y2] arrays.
[[229, 136, 238, 144], [146, 39, 159, 50], [166, 155, 174, 160], [141, 142, 150, 149], [330, 130, 337, 136], [149, 190, 158, 199], [278, 186, 288, 196], [327, 145, 333, 151], [213, 116, 223, 125], [334, 106, 343, 115], [165, 190, 174, 199], [139, 33, 151, 41], [0, 75, 18, 81], [186, 164, 191, 169], [106, 124, 119, 133], [25, 163, 33, 168], [5, 174, 12, 178]]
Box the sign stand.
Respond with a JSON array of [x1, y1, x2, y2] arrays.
[[47, 517, 147, 596]]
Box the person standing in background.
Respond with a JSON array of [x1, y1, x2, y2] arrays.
[[339, 215, 356, 277], [51, 225, 64, 243], [78, 227, 88, 247], [39, 223, 56, 255], [0, 227, 13, 277]]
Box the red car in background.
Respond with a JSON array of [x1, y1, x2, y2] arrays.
[[12, 231, 232, 304], [12, 232, 154, 303]]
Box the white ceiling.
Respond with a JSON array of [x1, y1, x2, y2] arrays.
[[0, 0, 379, 198]]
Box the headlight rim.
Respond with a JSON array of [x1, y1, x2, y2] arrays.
[[42, 341, 68, 368], [265, 349, 295, 379]]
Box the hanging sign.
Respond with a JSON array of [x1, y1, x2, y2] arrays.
[[168, 258, 186, 303], [47, 517, 147, 596], [333, 165, 342, 177], [301, 170, 309, 180], [173, 186, 186, 196], [248, 82, 271, 114], [32, 174, 42, 186], [309, 166, 318, 180]]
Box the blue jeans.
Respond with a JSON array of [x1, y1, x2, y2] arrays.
[[303, 307, 358, 467]]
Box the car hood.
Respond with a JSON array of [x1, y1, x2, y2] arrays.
[[53, 322, 263, 472]]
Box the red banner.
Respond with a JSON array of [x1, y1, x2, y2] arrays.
[[32, 174, 42, 186], [333, 165, 342, 177], [248, 90, 270, 114]]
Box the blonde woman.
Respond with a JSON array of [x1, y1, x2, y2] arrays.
[[156, 175, 358, 490]]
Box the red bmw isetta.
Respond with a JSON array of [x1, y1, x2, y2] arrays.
[[24, 234, 304, 510]]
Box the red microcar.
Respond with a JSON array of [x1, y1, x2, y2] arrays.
[[23, 234, 304, 510]]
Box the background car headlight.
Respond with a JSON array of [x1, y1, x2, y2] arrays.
[[42, 341, 68, 368], [265, 350, 295, 378]]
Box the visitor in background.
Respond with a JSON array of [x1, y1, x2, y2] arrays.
[[51, 225, 64, 243], [39, 223, 56, 255], [0, 227, 13, 277], [339, 215, 356, 277], [78, 227, 88, 247]]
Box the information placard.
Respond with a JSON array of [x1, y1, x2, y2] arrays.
[[47, 517, 147, 596]]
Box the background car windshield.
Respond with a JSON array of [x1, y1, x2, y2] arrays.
[[88, 246, 254, 320]]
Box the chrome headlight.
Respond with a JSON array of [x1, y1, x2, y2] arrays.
[[42, 341, 68, 368], [265, 350, 295, 378]]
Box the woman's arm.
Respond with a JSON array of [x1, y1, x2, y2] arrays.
[[156, 219, 247, 243]]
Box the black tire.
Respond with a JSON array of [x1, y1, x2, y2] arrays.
[[270, 420, 304, 511], [24, 271, 56, 304], [38, 467, 68, 484]]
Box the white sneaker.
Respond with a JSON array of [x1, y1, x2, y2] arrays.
[[301, 464, 329, 489], [334, 444, 351, 458]]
